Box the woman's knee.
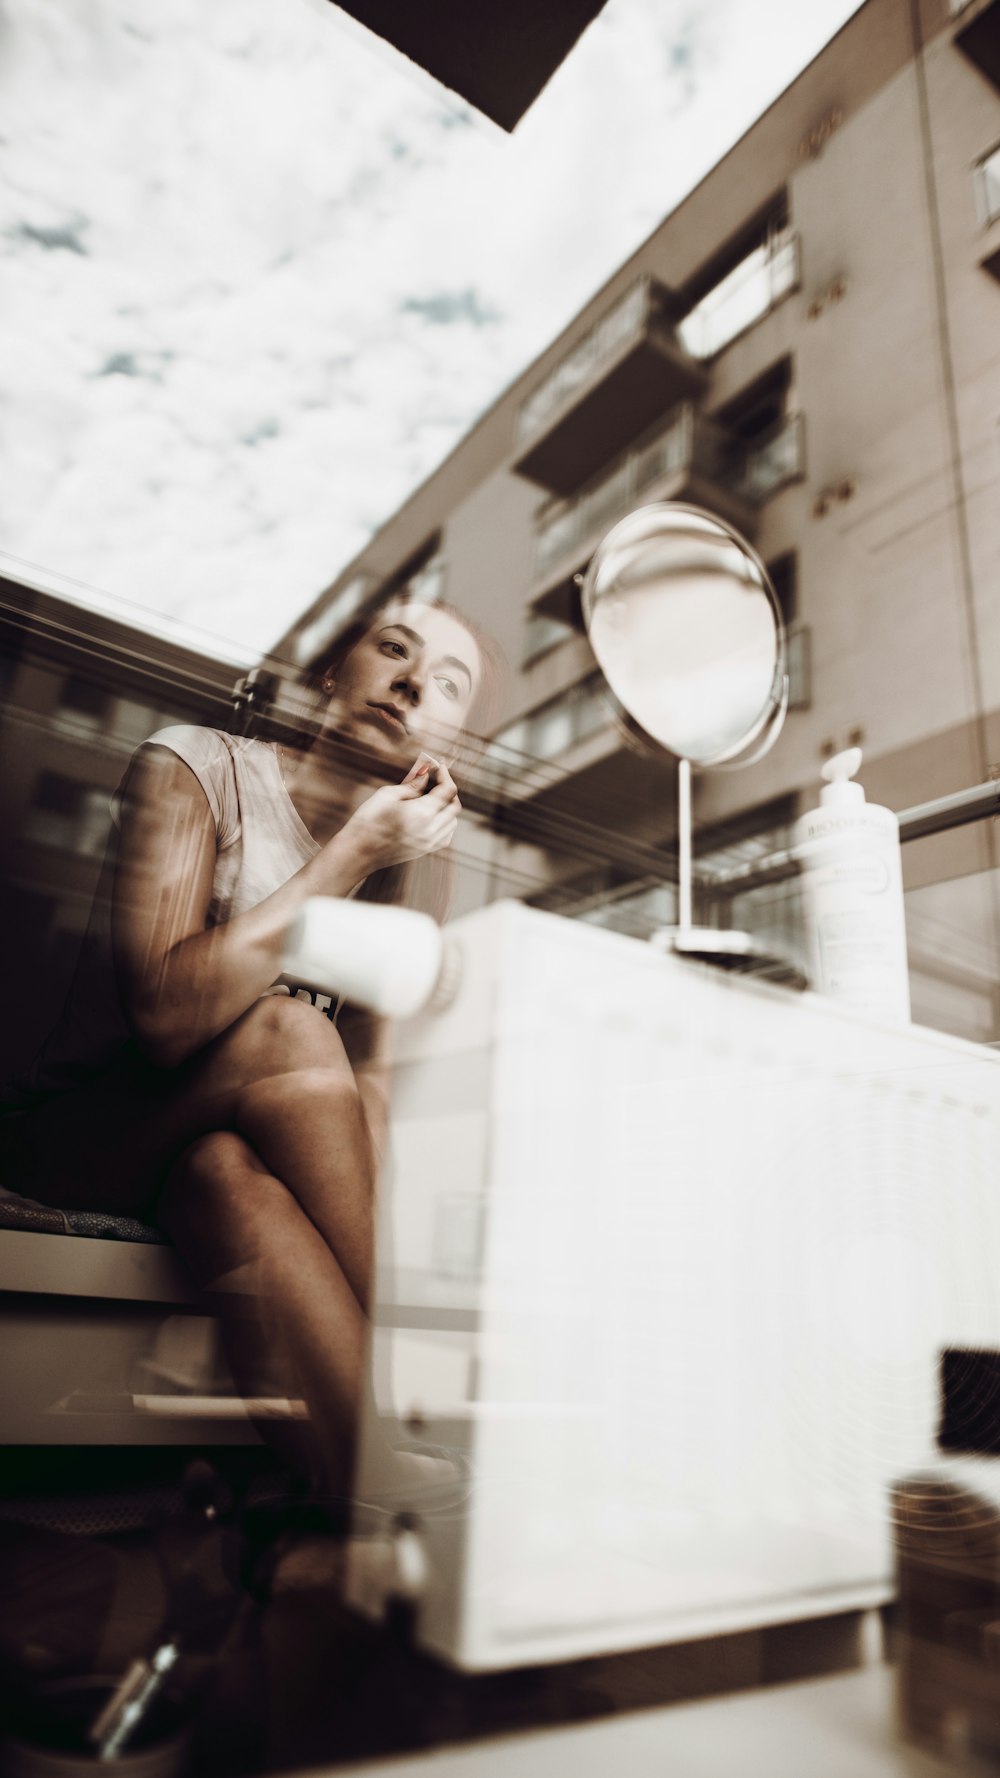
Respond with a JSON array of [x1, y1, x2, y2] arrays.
[[215, 995, 352, 1083]]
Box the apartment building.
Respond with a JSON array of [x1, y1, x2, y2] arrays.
[[269, 0, 1000, 1037], [0, 565, 245, 1081]]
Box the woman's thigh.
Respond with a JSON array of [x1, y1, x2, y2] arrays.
[[2, 996, 359, 1217]]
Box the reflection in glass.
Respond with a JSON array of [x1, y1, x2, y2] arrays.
[[582, 501, 790, 970], [977, 145, 1000, 228], [678, 227, 799, 361], [583, 503, 785, 767]]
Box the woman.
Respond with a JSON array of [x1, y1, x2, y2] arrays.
[[2, 594, 495, 1491]]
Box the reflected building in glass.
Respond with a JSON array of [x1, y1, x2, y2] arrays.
[[267, 0, 1000, 1044], [0, 565, 244, 1084]]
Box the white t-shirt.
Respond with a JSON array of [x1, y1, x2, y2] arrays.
[[11, 726, 326, 1101], [148, 726, 321, 924]]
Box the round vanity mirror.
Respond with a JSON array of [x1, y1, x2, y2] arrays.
[[580, 502, 794, 975], [581, 502, 786, 767]]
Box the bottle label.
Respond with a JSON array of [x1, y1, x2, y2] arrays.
[[812, 854, 891, 895], [796, 827, 911, 1022], [803, 808, 895, 843]]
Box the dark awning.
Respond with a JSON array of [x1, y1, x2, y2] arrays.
[[954, 0, 1000, 92], [327, 0, 610, 130]]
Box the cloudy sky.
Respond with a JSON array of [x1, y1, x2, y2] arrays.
[[0, 0, 861, 663]]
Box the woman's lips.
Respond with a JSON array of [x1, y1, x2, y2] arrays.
[[366, 702, 408, 735]]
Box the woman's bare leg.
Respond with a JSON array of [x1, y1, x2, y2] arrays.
[[5, 997, 385, 1487], [159, 1132, 368, 1494], [160, 1131, 458, 1503], [9, 998, 377, 1273]]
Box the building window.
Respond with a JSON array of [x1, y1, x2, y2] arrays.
[[291, 573, 376, 669], [407, 553, 446, 605], [740, 415, 805, 502], [24, 773, 112, 857], [716, 359, 805, 504], [762, 555, 811, 711], [976, 144, 1000, 228], [489, 672, 611, 768], [317, 537, 444, 664], [522, 607, 577, 667], [57, 675, 114, 730], [786, 621, 811, 711], [374, 536, 447, 612], [767, 553, 797, 625], [678, 204, 800, 361]]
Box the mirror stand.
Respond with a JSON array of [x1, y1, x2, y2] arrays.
[[650, 758, 807, 985], [581, 503, 805, 987]]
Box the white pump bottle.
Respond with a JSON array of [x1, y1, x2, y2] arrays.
[[793, 748, 911, 1024]]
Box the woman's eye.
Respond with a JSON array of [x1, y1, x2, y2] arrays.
[[381, 639, 407, 659], [436, 676, 459, 700]]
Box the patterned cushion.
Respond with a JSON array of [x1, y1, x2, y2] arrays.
[[0, 1194, 167, 1245]]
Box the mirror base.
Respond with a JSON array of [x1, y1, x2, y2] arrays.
[[649, 926, 808, 990]]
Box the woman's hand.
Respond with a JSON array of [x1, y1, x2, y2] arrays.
[[112, 746, 460, 1071], [342, 756, 461, 872]]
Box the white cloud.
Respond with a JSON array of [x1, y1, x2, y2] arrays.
[[0, 0, 862, 660]]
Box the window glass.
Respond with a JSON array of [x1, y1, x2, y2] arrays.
[[522, 610, 575, 666], [977, 145, 1000, 228], [679, 228, 799, 361], [24, 773, 111, 856], [59, 675, 112, 723]]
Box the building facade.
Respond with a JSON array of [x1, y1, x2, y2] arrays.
[[269, 0, 1000, 1041], [0, 564, 245, 1082]]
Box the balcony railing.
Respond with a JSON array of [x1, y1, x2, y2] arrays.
[[731, 414, 805, 505], [532, 405, 804, 588], [515, 282, 649, 451], [533, 405, 720, 583], [487, 672, 612, 773], [977, 144, 1000, 227], [678, 228, 800, 361], [512, 276, 707, 494]]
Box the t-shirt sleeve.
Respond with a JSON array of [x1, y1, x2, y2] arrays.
[[132, 725, 241, 848]]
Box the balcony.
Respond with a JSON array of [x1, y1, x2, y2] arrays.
[[485, 619, 809, 819], [786, 620, 811, 711], [483, 671, 620, 803], [954, 0, 1000, 90], [530, 405, 805, 607], [677, 227, 800, 361], [512, 277, 708, 496], [729, 413, 806, 506]]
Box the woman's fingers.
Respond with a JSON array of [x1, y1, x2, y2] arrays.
[[425, 762, 458, 806], [413, 795, 460, 856]]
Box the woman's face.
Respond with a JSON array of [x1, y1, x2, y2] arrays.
[[325, 601, 482, 770]]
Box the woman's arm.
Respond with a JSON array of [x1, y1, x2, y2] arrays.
[[112, 745, 460, 1069]]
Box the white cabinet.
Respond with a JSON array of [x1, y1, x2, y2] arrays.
[[350, 901, 1000, 1670]]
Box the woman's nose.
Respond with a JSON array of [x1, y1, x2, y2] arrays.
[[392, 662, 424, 704]]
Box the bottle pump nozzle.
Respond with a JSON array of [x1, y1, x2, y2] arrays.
[[820, 748, 865, 807]]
